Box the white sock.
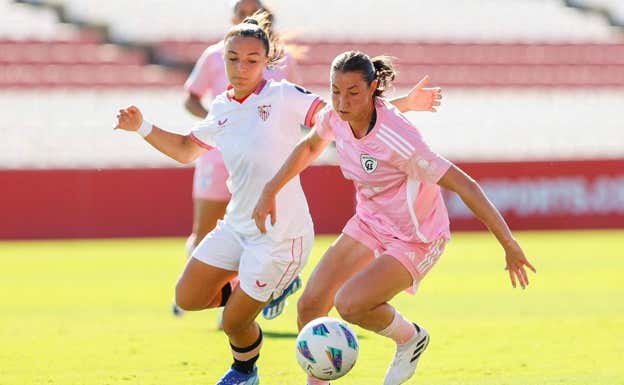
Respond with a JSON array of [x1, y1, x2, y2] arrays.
[[307, 376, 329, 385], [377, 310, 416, 345]]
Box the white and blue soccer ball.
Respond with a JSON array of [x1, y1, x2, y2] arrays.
[[295, 317, 359, 380]]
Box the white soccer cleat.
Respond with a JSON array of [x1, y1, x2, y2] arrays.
[[383, 324, 430, 385]]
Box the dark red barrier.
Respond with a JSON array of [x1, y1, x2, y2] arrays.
[[0, 166, 354, 239], [0, 168, 193, 239], [1, 160, 623, 239], [446, 159, 624, 231]]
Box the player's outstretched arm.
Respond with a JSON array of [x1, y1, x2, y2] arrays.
[[252, 130, 332, 233], [389, 75, 442, 113], [437, 165, 537, 289], [115, 105, 206, 164]]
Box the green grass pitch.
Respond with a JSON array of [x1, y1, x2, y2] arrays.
[[1, 230, 623, 385]]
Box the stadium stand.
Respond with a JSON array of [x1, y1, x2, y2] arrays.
[[21, 0, 623, 42], [0, 0, 82, 40], [2, 0, 623, 237], [1, 0, 623, 169], [566, 0, 624, 26]]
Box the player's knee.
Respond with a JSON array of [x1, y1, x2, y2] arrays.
[[174, 281, 199, 311], [221, 315, 251, 337], [297, 293, 322, 322], [334, 289, 364, 324]]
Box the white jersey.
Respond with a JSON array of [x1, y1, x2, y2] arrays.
[[190, 79, 322, 240]]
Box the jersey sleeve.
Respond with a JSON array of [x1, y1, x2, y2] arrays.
[[389, 126, 451, 184], [313, 105, 335, 141], [184, 47, 220, 98], [189, 113, 217, 149], [281, 81, 323, 127]]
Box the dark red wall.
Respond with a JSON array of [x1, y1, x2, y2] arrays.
[[0, 166, 354, 239], [2, 160, 623, 239]]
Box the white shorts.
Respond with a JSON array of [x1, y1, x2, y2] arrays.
[[192, 220, 313, 302]]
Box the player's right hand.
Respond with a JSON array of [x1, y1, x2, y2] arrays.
[[252, 186, 277, 234], [115, 105, 143, 132], [504, 240, 536, 289]]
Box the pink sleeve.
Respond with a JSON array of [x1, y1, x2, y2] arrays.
[[313, 106, 335, 141], [404, 151, 451, 184], [391, 126, 451, 184], [184, 48, 220, 97]]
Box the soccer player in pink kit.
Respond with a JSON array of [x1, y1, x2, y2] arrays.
[[252, 51, 537, 385], [178, 0, 302, 321], [115, 15, 441, 384]]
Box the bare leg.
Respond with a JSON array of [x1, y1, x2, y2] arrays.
[[221, 286, 265, 347], [334, 254, 412, 331], [297, 234, 374, 330], [175, 257, 237, 311]]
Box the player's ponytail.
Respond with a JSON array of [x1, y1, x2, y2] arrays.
[[331, 51, 397, 97], [225, 9, 285, 67], [371, 56, 396, 97]]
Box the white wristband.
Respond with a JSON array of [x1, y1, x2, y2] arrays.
[[137, 119, 153, 138]]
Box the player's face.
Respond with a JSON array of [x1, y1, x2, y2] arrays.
[[225, 36, 268, 94], [331, 71, 377, 122], [231, 0, 262, 24]]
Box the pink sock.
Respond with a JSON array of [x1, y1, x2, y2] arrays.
[[307, 376, 329, 385], [377, 310, 416, 345]]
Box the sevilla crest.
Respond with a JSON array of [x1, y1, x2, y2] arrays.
[[257, 104, 271, 121]]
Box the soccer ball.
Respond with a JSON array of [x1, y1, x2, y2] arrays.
[[295, 317, 359, 380]]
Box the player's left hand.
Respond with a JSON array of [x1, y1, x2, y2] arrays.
[[252, 186, 277, 234], [406, 75, 442, 112], [504, 240, 536, 289]]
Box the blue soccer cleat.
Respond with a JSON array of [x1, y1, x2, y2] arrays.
[[216, 367, 259, 385], [262, 276, 302, 320]]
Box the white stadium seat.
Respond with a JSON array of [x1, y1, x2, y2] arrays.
[[0, 88, 622, 168], [55, 0, 622, 42]]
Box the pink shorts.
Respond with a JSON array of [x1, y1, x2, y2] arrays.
[[342, 215, 448, 294], [193, 149, 231, 201]]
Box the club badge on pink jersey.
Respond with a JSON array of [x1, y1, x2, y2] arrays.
[[257, 104, 271, 121], [360, 154, 378, 173]]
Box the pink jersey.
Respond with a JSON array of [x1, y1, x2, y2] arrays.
[[315, 98, 452, 243], [184, 40, 296, 98]]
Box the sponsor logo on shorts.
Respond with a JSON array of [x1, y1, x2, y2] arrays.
[[255, 280, 268, 288], [218, 118, 228, 126]]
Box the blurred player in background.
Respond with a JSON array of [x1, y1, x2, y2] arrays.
[[252, 51, 536, 385], [177, 0, 303, 323]]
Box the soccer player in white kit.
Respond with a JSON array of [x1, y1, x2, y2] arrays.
[[177, 0, 302, 323], [115, 14, 442, 385], [252, 51, 537, 385]]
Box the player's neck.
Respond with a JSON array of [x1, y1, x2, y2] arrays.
[[230, 79, 266, 102], [349, 105, 376, 139], [232, 87, 254, 101]]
